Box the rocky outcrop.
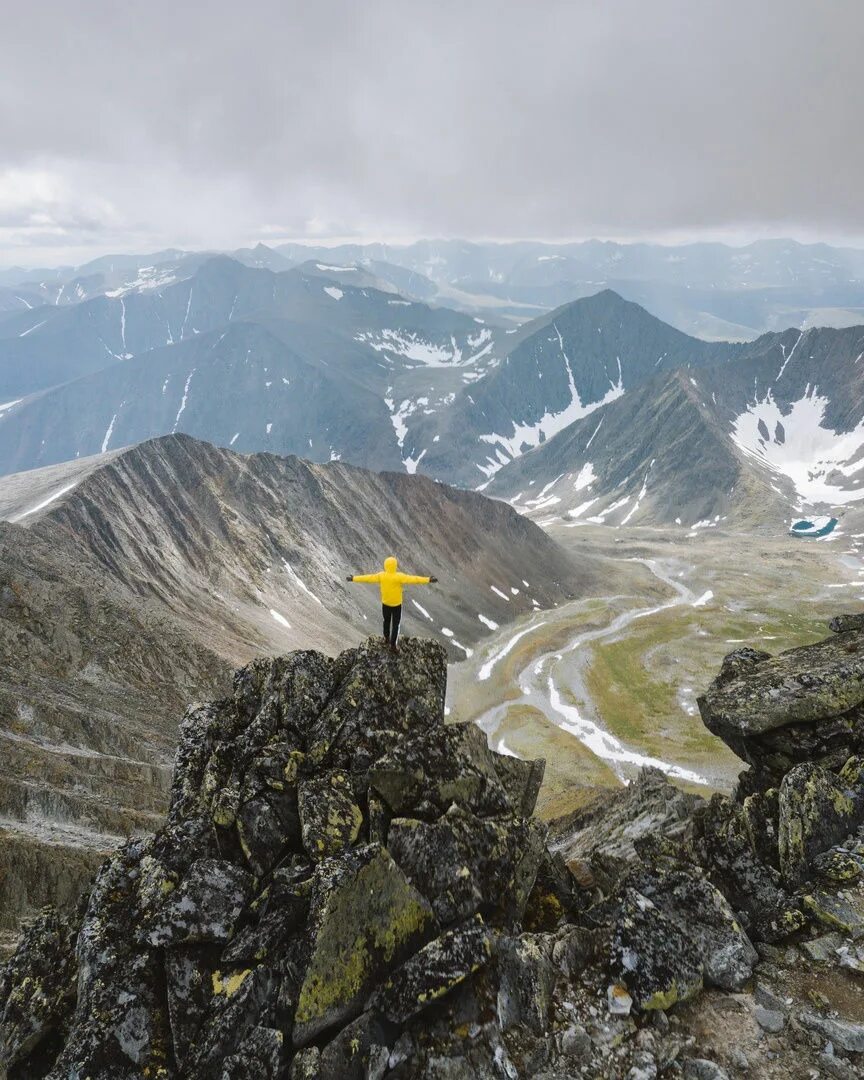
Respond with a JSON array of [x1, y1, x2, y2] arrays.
[[8, 621, 864, 1078]]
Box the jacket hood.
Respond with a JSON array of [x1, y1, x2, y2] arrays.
[[384, 556, 398, 572]]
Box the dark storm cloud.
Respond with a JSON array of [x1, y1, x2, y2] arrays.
[[0, 0, 862, 262]]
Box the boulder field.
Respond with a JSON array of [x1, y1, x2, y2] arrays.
[[4, 621, 864, 1078]]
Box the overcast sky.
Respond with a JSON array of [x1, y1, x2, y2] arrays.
[[1, 0, 861, 265]]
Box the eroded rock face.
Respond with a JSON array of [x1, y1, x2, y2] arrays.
[[698, 629, 864, 774], [0, 638, 563, 1079], [8, 620, 864, 1079]]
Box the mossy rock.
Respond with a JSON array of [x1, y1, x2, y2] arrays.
[[293, 843, 437, 1046]]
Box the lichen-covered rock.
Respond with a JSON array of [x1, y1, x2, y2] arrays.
[[292, 842, 437, 1046], [368, 722, 512, 819], [496, 933, 557, 1034], [698, 633, 864, 770], [371, 913, 492, 1025], [0, 908, 78, 1074], [306, 638, 447, 771], [297, 770, 363, 861], [624, 867, 757, 991], [165, 945, 220, 1071], [490, 754, 546, 818], [48, 839, 175, 1080], [693, 794, 805, 943], [778, 762, 864, 887], [187, 965, 276, 1078], [802, 886, 864, 935], [219, 1025, 284, 1079], [316, 1011, 390, 1079], [812, 846, 864, 883], [387, 806, 546, 927], [144, 858, 253, 947], [610, 888, 704, 1011], [829, 613, 864, 634], [236, 790, 300, 876]]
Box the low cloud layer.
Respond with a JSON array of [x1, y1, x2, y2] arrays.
[[1, 0, 862, 264]]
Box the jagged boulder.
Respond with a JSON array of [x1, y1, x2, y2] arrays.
[[778, 759, 864, 887], [550, 767, 699, 890], [297, 770, 363, 860], [292, 842, 437, 1045], [0, 638, 571, 1080], [610, 887, 704, 1011], [623, 867, 757, 991], [0, 909, 78, 1075], [698, 630, 864, 775]]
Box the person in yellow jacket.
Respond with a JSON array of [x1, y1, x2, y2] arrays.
[[346, 556, 438, 651]]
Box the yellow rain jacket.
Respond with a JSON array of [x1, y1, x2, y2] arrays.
[[351, 557, 431, 606]]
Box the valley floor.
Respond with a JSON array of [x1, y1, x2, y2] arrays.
[[447, 521, 864, 818]]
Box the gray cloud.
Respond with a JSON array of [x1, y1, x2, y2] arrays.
[[1, 0, 862, 264]]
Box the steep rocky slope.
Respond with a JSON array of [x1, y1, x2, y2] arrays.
[[0, 434, 588, 942], [6, 619, 864, 1078], [0, 520, 231, 956]]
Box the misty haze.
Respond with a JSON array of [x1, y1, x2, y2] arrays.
[[1, 4, 864, 1079]]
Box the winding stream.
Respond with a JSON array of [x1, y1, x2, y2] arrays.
[[464, 557, 713, 786]]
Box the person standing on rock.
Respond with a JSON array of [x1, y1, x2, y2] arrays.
[[346, 556, 438, 651]]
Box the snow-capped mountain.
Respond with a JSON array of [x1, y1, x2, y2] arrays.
[[487, 322, 864, 526], [0, 256, 500, 473]]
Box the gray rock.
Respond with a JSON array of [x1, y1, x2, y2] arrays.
[[490, 753, 546, 818], [625, 866, 758, 992], [754, 1005, 785, 1033], [368, 721, 511, 819], [0, 908, 78, 1072], [698, 631, 864, 756], [387, 805, 546, 927], [292, 843, 437, 1046], [371, 914, 492, 1025], [220, 1025, 284, 1079], [800, 1011, 864, 1052], [801, 932, 845, 963], [829, 614, 864, 634], [560, 1023, 592, 1060], [497, 934, 557, 1035], [288, 1047, 320, 1079], [551, 767, 699, 891], [144, 858, 253, 946], [297, 769, 363, 861], [817, 1051, 860, 1079], [611, 888, 704, 1011], [682, 1059, 731, 1080], [778, 762, 864, 888], [317, 1012, 390, 1080]]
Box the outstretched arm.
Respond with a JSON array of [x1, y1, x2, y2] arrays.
[[398, 574, 438, 585], [346, 572, 382, 583]]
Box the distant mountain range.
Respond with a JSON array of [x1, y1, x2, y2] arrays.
[[4, 237, 864, 338], [0, 432, 591, 939], [0, 246, 863, 526]]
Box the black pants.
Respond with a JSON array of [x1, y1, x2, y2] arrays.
[[382, 603, 402, 646]]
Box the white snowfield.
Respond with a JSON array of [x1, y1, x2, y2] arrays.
[[731, 387, 864, 505], [8, 482, 80, 523], [354, 327, 493, 368], [323, 286, 343, 301], [476, 327, 624, 479]]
